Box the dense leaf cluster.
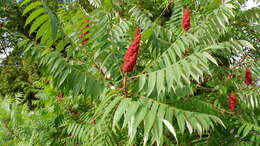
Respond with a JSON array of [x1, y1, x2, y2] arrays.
[[0, 0, 259, 145]]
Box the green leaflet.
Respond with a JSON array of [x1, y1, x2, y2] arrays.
[[113, 98, 131, 128], [156, 70, 165, 95], [142, 25, 155, 40], [210, 116, 225, 128], [180, 68, 191, 85], [132, 101, 151, 130], [167, 49, 176, 63], [156, 105, 166, 142], [18, 39, 30, 48], [181, 60, 192, 78], [23, 1, 43, 15], [58, 67, 71, 87], [42, 1, 58, 41], [190, 59, 203, 76], [196, 115, 210, 131], [122, 101, 140, 128], [173, 43, 182, 58], [173, 63, 182, 87], [238, 124, 246, 135], [102, 97, 122, 121], [29, 14, 48, 34], [162, 119, 178, 143], [20, 0, 31, 7], [186, 33, 199, 43], [50, 58, 63, 74], [165, 66, 174, 90], [139, 75, 146, 92], [162, 53, 172, 66], [25, 8, 46, 26], [88, 0, 102, 8], [36, 21, 50, 40], [239, 40, 255, 50], [50, 13, 58, 41], [203, 52, 218, 65], [242, 124, 253, 138], [144, 102, 158, 139], [185, 119, 193, 134], [188, 116, 200, 135], [40, 26, 52, 43], [176, 111, 186, 134], [147, 72, 156, 96], [176, 39, 185, 55]]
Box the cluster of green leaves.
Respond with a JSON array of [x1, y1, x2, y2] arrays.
[[0, 0, 41, 110], [0, 0, 259, 145]]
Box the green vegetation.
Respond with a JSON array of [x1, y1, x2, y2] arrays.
[[0, 0, 259, 145]]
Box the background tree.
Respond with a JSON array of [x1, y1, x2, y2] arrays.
[[0, 0, 41, 109]]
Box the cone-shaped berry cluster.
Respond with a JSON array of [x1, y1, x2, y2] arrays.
[[58, 93, 64, 103], [80, 20, 90, 45], [122, 27, 141, 73], [181, 7, 191, 31], [244, 67, 252, 85], [229, 92, 236, 111]]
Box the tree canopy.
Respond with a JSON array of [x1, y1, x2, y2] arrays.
[[0, 0, 259, 145]]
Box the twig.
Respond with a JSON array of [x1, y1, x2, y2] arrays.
[[123, 73, 128, 96]]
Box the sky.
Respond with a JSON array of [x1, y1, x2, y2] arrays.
[[242, 0, 260, 10]]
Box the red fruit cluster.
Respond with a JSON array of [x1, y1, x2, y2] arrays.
[[58, 93, 64, 103], [244, 67, 252, 85], [80, 20, 91, 45], [122, 27, 141, 73], [229, 92, 236, 111], [181, 7, 191, 31]]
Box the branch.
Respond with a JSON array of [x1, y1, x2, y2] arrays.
[[3, 121, 20, 140], [127, 92, 237, 116], [0, 40, 9, 57], [92, 63, 115, 88], [230, 58, 259, 70]]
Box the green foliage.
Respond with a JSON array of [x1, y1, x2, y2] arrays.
[[0, 0, 259, 145]]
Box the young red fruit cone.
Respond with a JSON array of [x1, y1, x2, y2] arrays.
[[58, 93, 64, 103], [122, 27, 141, 73], [244, 67, 252, 85], [80, 20, 91, 45], [181, 7, 191, 31], [229, 92, 236, 111]]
